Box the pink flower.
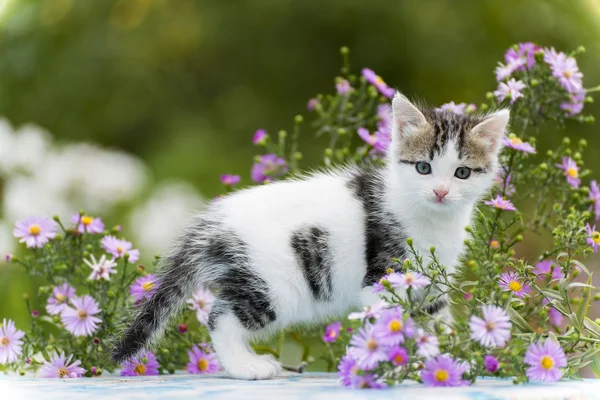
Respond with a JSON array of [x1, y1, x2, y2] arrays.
[[307, 98, 319, 111], [61, 295, 102, 336], [323, 321, 342, 343], [70, 213, 104, 234], [361, 68, 394, 98], [484, 195, 516, 211], [437, 102, 467, 114], [543, 299, 564, 326], [589, 180, 600, 220], [484, 355, 499, 373], [524, 340, 567, 383], [502, 135, 535, 154], [0, 319, 25, 364], [544, 48, 583, 93], [349, 324, 389, 370], [336, 79, 353, 95], [534, 260, 562, 281], [46, 283, 76, 315], [39, 352, 85, 378], [13, 216, 58, 248], [493, 78, 525, 104], [498, 271, 530, 298], [357, 127, 390, 153], [388, 346, 408, 367], [84, 255, 117, 281], [373, 306, 414, 346], [421, 354, 470, 387], [130, 274, 159, 302], [252, 129, 268, 145], [556, 157, 580, 188], [220, 174, 241, 186], [387, 271, 431, 290], [186, 285, 214, 325], [101, 235, 140, 263], [469, 305, 512, 348], [415, 329, 440, 358], [120, 351, 160, 376], [586, 223, 600, 253], [186, 344, 220, 374]]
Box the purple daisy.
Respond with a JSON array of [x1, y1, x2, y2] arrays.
[[498, 271, 530, 298], [493, 78, 525, 104], [39, 352, 85, 378], [357, 127, 390, 153], [307, 98, 319, 111], [61, 295, 102, 337], [0, 319, 25, 364], [13, 216, 58, 248], [415, 329, 440, 358], [70, 213, 104, 234], [338, 354, 359, 386], [101, 236, 140, 263], [502, 135, 535, 154], [561, 89, 586, 116], [524, 340, 567, 383], [549, 54, 583, 93], [46, 283, 76, 315], [387, 271, 431, 290], [556, 156, 580, 188], [495, 58, 525, 81], [421, 354, 470, 387], [323, 321, 342, 343], [361, 68, 394, 98], [120, 351, 160, 376], [436, 102, 467, 115], [252, 129, 268, 145], [484, 355, 499, 373], [495, 171, 516, 197], [484, 195, 516, 211], [388, 345, 408, 367], [349, 323, 389, 370], [534, 259, 562, 281], [187, 344, 220, 374], [336, 79, 353, 95], [505, 43, 539, 70], [220, 174, 241, 186], [543, 299, 564, 326], [131, 274, 160, 302], [348, 300, 388, 321], [84, 255, 117, 281], [373, 306, 414, 346], [353, 374, 387, 389], [590, 181, 600, 220], [469, 305, 512, 348], [586, 223, 600, 253], [186, 285, 215, 325], [251, 154, 288, 183]]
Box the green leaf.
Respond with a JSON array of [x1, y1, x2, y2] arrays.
[[584, 317, 600, 338], [591, 355, 600, 378], [507, 306, 533, 332], [566, 282, 596, 291], [539, 288, 563, 300], [576, 274, 593, 331], [569, 259, 591, 275], [459, 280, 478, 289]]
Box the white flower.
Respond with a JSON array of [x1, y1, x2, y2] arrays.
[[187, 286, 215, 325], [85, 255, 118, 281]]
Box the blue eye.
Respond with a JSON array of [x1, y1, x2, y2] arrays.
[[455, 167, 471, 179], [416, 162, 431, 175]]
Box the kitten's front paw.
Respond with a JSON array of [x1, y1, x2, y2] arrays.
[[226, 355, 281, 380]]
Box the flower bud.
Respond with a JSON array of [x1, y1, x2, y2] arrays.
[[546, 150, 553, 157], [178, 324, 188, 333], [479, 103, 489, 111], [22, 292, 29, 300], [593, 293, 600, 301], [467, 260, 476, 268], [515, 235, 523, 242], [486, 92, 494, 100], [340, 46, 349, 55], [406, 238, 413, 246], [429, 246, 436, 254], [530, 79, 539, 87], [293, 152, 303, 160], [93, 337, 101, 345], [465, 226, 472, 233], [563, 137, 571, 145], [294, 115, 303, 124], [576, 45, 586, 54], [278, 130, 287, 139], [324, 148, 333, 157], [31, 310, 39, 317], [107, 290, 115, 298], [5, 253, 13, 262], [539, 163, 547, 170], [337, 128, 346, 136], [137, 265, 145, 273]]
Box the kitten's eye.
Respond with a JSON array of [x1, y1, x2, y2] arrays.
[[416, 162, 432, 175], [455, 167, 471, 180]]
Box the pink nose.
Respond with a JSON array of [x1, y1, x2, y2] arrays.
[[433, 189, 449, 201]]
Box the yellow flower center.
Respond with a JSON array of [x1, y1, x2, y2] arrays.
[[389, 320, 403, 332], [375, 76, 384, 85], [116, 246, 125, 255], [81, 216, 93, 226], [567, 167, 578, 178], [57, 367, 70, 378], [328, 331, 338, 339], [510, 137, 523, 146], [366, 339, 378, 351], [404, 273, 414, 285], [28, 224, 41, 236], [197, 358, 209, 372], [142, 282, 154, 291], [485, 321, 496, 331], [435, 369, 449, 382], [134, 363, 147, 375], [490, 240, 500, 249], [563, 70, 572, 79], [592, 232, 600, 244], [78, 310, 88, 319], [508, 281, 522, 292], [540, 355, 554, 370], [1, 337, 9, 346], [56, 294, 66, 302], [394, 354, 405, 364], [197, 299, 206, 308]]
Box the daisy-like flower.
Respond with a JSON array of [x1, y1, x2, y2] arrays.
[[494, 58, 525, 81], [498, 271, 530, 298], [484, 355, 499, 373], [323, 321, 342, 343], [251, 154, 288, 183], [373, 306, 414, 346], [502, 135, 535, 154], [561, 89, 586, 116], [534, 259, 562, 281], [361, 68, 394, 98], [131, 274, 160, 302], [543, 299, 564, 326], [336, 79, 353, 95], [349, 324, 389, 370], [39, 352, 85, 378], [84, 255, 117, 281], [421, 354, 470, 387], [307, 98, 319, 111], [252, 129, 268, 145], [388, 345, 408, 367], [505, 42, 540, 70], [436, 102, 467, 115], [120, 351, 160, 376], [586, 223, 600, 253], [70, 213, 104, 234], [493, 78, 525, 104], [13, 216, 58, 248], [0, 319, 25, 364], [46, 283, 76, 315], [489, 239, 500, 249], [348, 300, 388, 321], [484, 195, 516, 211], [220, 174, 241, 186], [543, 47, 567, 69], [357, 127, 390, 153], [61, 295, 102, 336], [495, 171, 516, 197], [187, 344, 220, 374], [469, 305, 512, 348], [187, 285, 215, 325], [550, 55, 583, 93], [353, 374, 387, 389], [387, 271, 431, 290], [338, 354, 360, 386], [589, 180, 600, 220], [101, 236, 140, 263], [415, 329, 440, 358], [556, 156, 580, 188], [524, 340, 567, 383]]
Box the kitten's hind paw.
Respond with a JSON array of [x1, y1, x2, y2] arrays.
[[226, 355, 281, 380]]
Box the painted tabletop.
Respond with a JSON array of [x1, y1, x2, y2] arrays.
[[2, 372, 600, 400]]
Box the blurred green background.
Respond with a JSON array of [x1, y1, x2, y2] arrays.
[[1, 0, 600, 348]]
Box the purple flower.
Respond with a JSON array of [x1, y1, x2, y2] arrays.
[[5, 253, 12, 262], [484, 355, 499, 373], [544, 49, 583, 93], [586, 223, 600, 253], [502, 135, 535, 154], [484, 195, 516, 211], [186, 285, 215, 326], [352, 374, 387, 389], [356, 127, 390, 153], [39, 352, 85, 378], [121, 351, 160, 376], [495, 59, 525, 81], [524, 340, 567, 383], [130, 274, 159, 302], [590, 181, 600, 220], [323, 321, 342, 343], [0, 319, 25, 364], [307, 98, 319, 111], [505, 43, 540, 70], [338, 354, 359, 386], [13, 216, 58, 248], [415, 329, 440, 358], [347, 300, 388, 321], [70, 213, 104, 234], [498, 271, 530, 298], [220, 174, 241, 186], [84, 255, 117, 281], [31, 309, 39, 317], [493, 78, 525, 104], [389, 345, 408, 366], [387, 271, 431, 290], [469, 305, 512, 348], [101, 236, 140, 263], [534, 260, 562, 281], [349, 324, 389, 370], [361, 68, 394, 98], [178, 324, 188, 333], [46, 283, 76, 315], [561, 89, 586, 116], [436, 102, 467, 114], [251, 154, 288, 183], [336, 79, 353, 95], [495, 171, 516, 197], [61, 295, 102, 336], [373, 306, 414, 346], [543, 299, 564, 326], [187, 344, 220, 374], [556, 157, 580, 188], [421, 354, 470, 387], [252, 129, 268, 145]]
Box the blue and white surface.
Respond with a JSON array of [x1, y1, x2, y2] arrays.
[[2, 372, 600, 400]]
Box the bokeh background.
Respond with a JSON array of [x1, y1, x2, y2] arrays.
[[1, 0, 600, 347]]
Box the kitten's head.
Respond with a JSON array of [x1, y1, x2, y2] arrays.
[[387, 93, 509, 212]]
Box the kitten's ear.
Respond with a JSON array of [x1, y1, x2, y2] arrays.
[[392, 92, 427, 136], [471, 109, 510, 152]]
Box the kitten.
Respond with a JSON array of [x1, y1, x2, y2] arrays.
[[112, 93, 509, 379]]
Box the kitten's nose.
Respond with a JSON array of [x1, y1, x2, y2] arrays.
[[433, 188, 449, 201]]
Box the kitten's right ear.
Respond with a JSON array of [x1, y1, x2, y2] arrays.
[[392, 92, 427, 137]]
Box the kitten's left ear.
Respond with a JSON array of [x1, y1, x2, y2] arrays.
[[471, 109, 510, 152]]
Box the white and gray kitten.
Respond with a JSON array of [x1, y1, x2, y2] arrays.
[[112, 93, 509, 379]]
